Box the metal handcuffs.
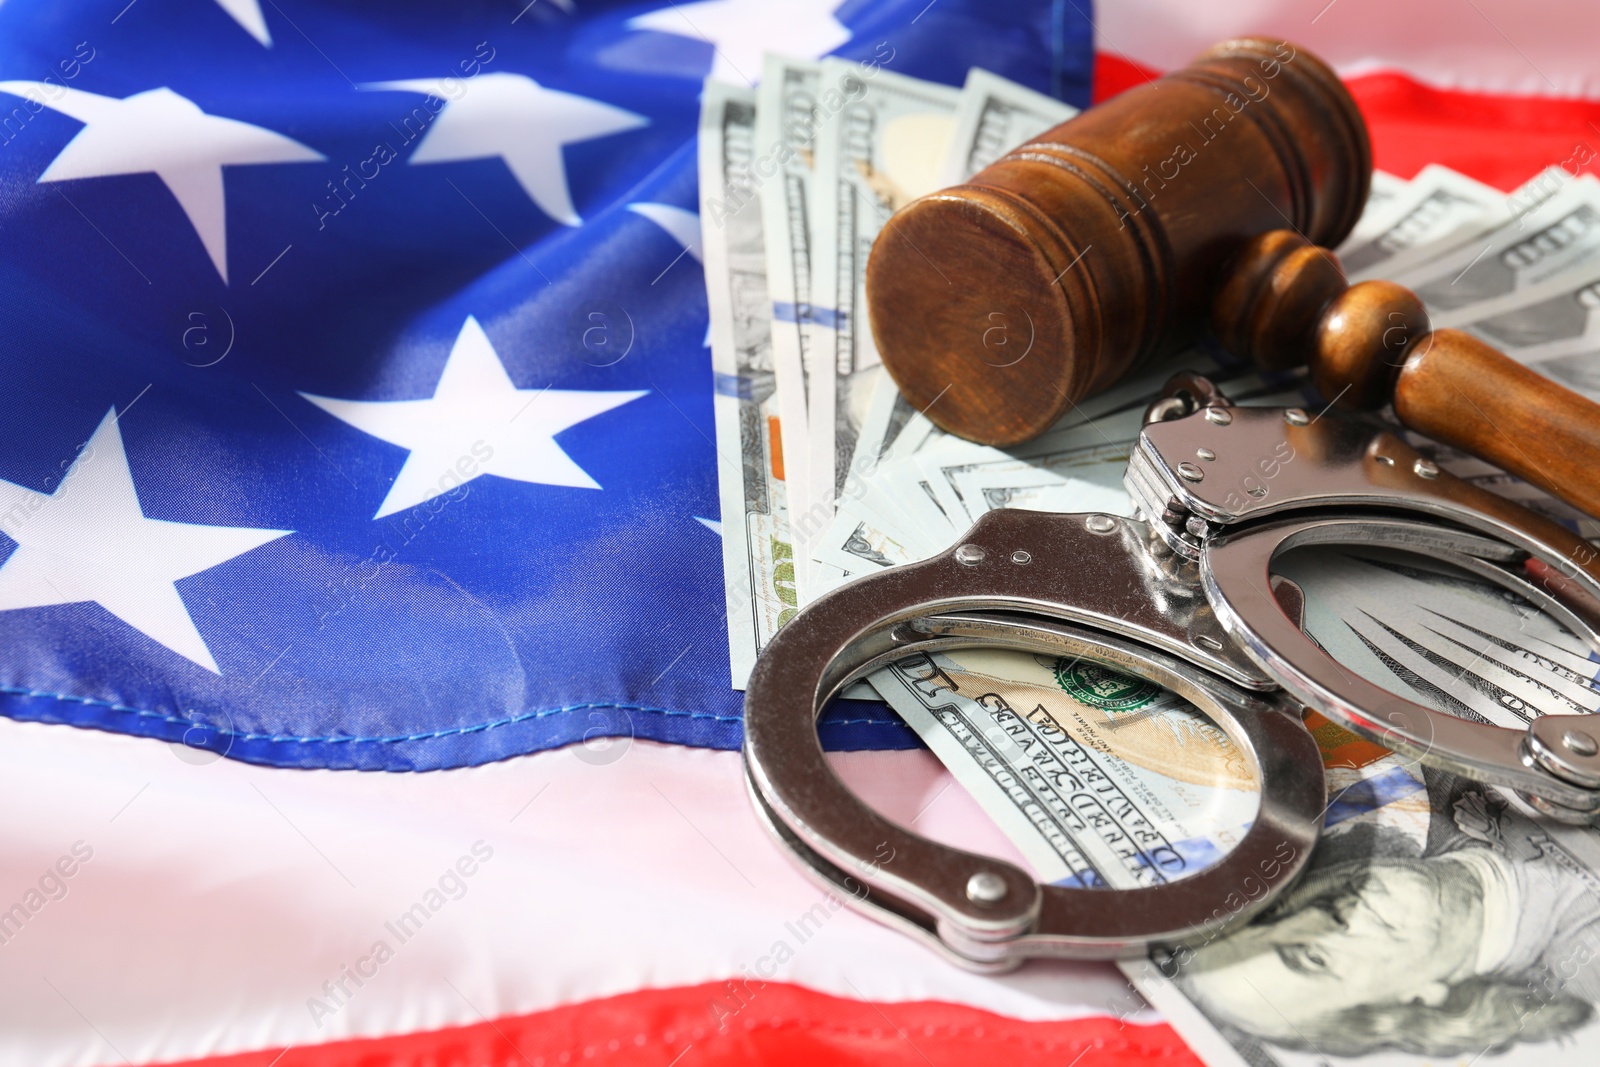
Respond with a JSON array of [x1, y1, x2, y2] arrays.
[[742, 376, 1600, 970]]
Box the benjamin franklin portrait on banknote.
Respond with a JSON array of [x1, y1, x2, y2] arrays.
[[1167, 770, 1600, 1059]]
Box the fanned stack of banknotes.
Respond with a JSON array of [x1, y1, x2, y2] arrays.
[[700, 57, 1600, 1067]]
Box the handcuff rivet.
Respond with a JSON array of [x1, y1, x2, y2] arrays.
[[1196, 446, 1216, 461], [1285, 408, 1309, 426], [1204, 406, 1232, 426], [954, 544, 986, 566], [1563, 729, 1599, 757], [1195, 634, 1224, 651], [1413, 458, 1440, 479], [1085, 514, 1117, 534], [966, 871, 1008, 904], [1010, 550, 1032, 565], [1375, 454, 1395, 466], [1178, 462, 1205, 482]]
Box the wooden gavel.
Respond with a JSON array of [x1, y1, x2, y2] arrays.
[[866, 37, 1600, 520]]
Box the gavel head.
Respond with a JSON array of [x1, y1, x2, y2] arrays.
[[865, 38, 1370, 446]]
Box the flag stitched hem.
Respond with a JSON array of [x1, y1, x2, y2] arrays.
[[0, 683, 906, 743]]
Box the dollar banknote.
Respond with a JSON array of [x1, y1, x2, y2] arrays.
[[755, 55, 827, 597], [917, 429, 1136, 528], [810, 494, 924, 578], [871, 648, 1261, 888], [848, 363, 930, 478], [1435, 262, 1600, 402], [1123, 545, 1600, 1067], [816, 65, 1077, 546], [1340, 163, 1502, 280], [1278, 548, 1600, 723], [805, 351, 1246, 592], [1361, 164, 1574, 285], [803, 59, 960, 600], [952, 463, 1132, 519], [1394, 174, 1600, 312], [911, 373, 1304, 529], [1335, 169, 1407, 253], [699, 81, 797, 687], [940, 66, 1078, 183]]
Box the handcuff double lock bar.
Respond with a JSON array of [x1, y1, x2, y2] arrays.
[[741, 377, 1600, 971]]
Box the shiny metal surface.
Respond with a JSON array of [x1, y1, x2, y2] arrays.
[[1134, 402, 1600, 601], [1202, 515, 1600, 813], [742, 511, 1325, 968], [748, 377, 1600, 969], [1129, 385, 1600, 817]]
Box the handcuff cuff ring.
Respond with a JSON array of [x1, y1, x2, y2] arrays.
[[742, 508, 1325, 970]]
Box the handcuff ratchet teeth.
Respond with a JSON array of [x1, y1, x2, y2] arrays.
[[741, 376, 1600, 970]]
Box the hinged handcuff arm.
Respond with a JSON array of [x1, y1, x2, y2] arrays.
[[744, 383, 1600, 969], [743, 509, 1325, 968], [1130, 390, 1600, 815]]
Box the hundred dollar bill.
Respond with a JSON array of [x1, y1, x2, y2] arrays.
[[1133, 771, 1600, 1067], [940, 66, 1078, 183], [803, 59, 959, 601], [1437, 259, 1600, 340], [1124, 544, 1600, 1067], [847, 365, 930, 478], [1394, 174, 1600, 312], [1335, 169, 1407, 253], [951, 463, 1133, 521], [810, 431, 1139, 597], [1359, 164, 1575, 286], [756, 55, 827, 597], [822, 67, 1076, 529], [1340, 164, 1501, 280], [699, 81, 797, 687], [809, 352, 1240, 583], [910, 378, 1314, 527], [806, 455, 966, 598], [870, 648, 1261, 888], [1279, 549, 1600, 724], [810, 494, 924, 579], [1433, 262, 1600, 402], [871, 541, 1598, 890]]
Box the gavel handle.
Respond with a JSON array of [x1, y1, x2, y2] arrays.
[[1395, 330, 1600, 520], [1215, 230, 1600, 521]]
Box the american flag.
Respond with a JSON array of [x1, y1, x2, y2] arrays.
[[0, 1, 1595, 1065]]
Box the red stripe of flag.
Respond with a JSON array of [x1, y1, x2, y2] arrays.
[[140, 53, 1600, 1067], [1093, 52, 1600, 191], [147, 982, 1198, 1067]]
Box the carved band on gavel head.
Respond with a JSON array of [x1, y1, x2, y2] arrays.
[[867, 36, 1600, 522], [865, 37, 1370, 447]]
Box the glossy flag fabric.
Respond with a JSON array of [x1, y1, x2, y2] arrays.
[[0, 0, 1093, 771], [11, 4, 1600, 1067]]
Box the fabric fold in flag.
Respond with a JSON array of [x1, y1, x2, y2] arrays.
[[0, 0, 1093, 771], [0, 717, 1150, 1067]]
